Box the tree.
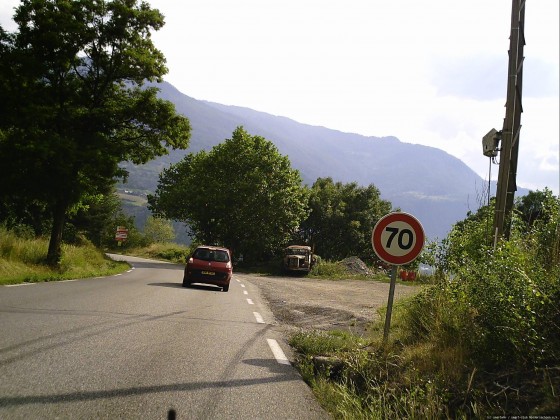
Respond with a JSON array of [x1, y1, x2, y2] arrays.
[[149, 126, 309, 260], [0, 0, 191, 265], [67, 188, 123, 246], [144, 216, 175, 244], [297, 177, 392, 262], [515, 189, 553, 227]]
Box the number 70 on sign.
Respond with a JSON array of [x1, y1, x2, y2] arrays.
[[371, 212, 425, 266]]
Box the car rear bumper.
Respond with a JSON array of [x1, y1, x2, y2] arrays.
[[184, 268, 232, 287]]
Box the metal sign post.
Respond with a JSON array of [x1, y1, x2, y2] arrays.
[[383, 266, 398, 342]]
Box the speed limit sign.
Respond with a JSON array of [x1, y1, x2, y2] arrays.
[[372, 212, 425, 265]]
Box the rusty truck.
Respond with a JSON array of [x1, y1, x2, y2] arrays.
[[281, 245, 316, 274]]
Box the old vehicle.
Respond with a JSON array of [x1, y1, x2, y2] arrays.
[[282, 245, 316, 274], [183, 246, 233, 292]]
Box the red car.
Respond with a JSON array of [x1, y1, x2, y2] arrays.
[[182, 246, 233, 292]]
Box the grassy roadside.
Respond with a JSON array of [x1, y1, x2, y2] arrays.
[[288, 280, 559, 418], [0, 228, 129, 285]]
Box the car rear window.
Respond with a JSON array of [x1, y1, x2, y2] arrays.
[[193, 248, 230, 262]]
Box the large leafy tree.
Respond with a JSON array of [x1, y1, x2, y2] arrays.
[[149, 126, 309, 260], [297, 177, 392, 262], [0, 0, 191, 265]]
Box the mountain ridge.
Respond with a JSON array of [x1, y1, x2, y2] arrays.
[[121, 81, 512, 240]]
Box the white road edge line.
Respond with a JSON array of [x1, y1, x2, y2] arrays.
[[253, 312, 265, 324], [5, 283, 35, 287], [246, 298, 254, 305], [267, 339, 291, 365]]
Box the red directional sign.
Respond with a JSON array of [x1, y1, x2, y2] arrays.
[[371, 212, 425, 265], [115, 226, 129, 242]]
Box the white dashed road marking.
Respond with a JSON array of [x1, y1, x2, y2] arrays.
[[253, 312, 265, 324], [246, 298, 254, 305], [267, 339, 290, 365]]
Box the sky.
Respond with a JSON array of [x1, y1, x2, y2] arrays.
[[1, 0, 558, 194]]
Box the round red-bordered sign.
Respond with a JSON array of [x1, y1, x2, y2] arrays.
[[371, 212, 425, 265]]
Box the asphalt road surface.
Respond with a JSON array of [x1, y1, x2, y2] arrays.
[[0, 255, 329, 419]]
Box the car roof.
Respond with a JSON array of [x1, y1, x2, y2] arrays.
[[196, 245, 230, 252]]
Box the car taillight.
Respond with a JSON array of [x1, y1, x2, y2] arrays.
[[188, 257, 193, 264], [226, 261, 232, 270]]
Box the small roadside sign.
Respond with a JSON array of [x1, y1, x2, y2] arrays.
[[115, 226, 128, 241], [371, 212, 425, 343]]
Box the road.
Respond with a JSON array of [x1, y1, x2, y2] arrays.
[[0, 255, 328, 419]]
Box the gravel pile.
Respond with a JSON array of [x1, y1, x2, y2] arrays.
[[339, 256, 372, 276]]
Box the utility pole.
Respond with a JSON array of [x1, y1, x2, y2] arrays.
[[494, 0, 526, 242]]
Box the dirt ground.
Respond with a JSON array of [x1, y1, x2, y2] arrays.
[[236, 273, 421, 336]]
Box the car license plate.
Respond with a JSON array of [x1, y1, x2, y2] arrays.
[[201, 271, 215, 275]]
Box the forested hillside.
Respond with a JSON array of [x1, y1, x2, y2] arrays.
[[120, 82, 528, 240]]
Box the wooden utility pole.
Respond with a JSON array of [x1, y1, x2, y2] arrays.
[[494, 0, 526, 242]]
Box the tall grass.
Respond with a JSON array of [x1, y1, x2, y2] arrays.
[[0, 226, 128, 285]]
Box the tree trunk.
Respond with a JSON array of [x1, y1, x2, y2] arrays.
[[46, 200, 66, 267]]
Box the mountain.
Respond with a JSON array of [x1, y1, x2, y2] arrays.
[[120, 81, 507, 241]]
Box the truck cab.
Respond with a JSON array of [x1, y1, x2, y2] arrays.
[[282, 245, 315, 274]]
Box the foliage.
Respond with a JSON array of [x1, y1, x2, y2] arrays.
[[149, 126, 308, 260], [0, 187, 51, 237], [296, 177, 392, 263], [308, 260, 348, 278], [444, 200, 495, 273], [66, 190, 123, 246], [413, 189, 559, 369], [97, 210, 146, 250], [121, 242, 194, 264], [289, 189, 560, 418], [308, 259, 387, 282], [0, 0, 191, 265], [0, 225, 128, 285], [291, 330, 367, 356], [516, 189, 553, 227], [143, 216, 175, 244], [517, 188, 560, 270]]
